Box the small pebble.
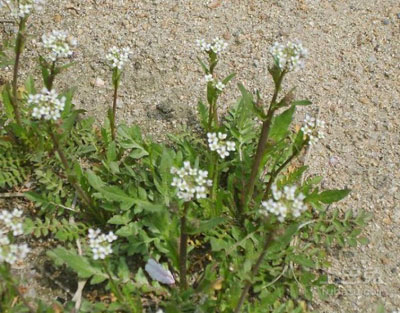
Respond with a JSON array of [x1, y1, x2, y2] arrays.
[[94, 78, 105, 87], [382, 19, 390, 25]]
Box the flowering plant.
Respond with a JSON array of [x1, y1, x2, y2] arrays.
[[0, 12, 370, 312]]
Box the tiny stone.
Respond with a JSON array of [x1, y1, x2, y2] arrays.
[[380, 257, 390, 265], [53, 14, 62, 23], [382, 19, 390, 25], [397, 13, 400, 19], [117, 99, 123, 109], [94, 78, 105, 87]]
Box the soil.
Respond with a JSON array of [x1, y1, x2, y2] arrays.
[[1, 0, 400, 312]]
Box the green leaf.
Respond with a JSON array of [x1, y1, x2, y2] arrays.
[[268, 223, 299, 253], [86, 170, 105, 190], [116, 222, 138, 237], [197, 100, 209, 130], [197, 57, 208, 73], [269, 105, 295, 141], [289, 254, 315, 268], [132, 199, 164, 214], [47, 247, 106, 279], [319, 189, 350, 204], [101, 186, 133, 206], [222, 73, 236, 85], [25, 76, 36, 94], [292, 100, 311, 106], [107, 214, 131, 225], [187, 217, 227, 235], [1, 84, 14, 120], [207, 83, 217, 105]]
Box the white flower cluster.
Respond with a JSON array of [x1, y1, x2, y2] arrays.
[[88, 229, 117, 260], [170, 161, 212, 202], [207, 132, 235, 159], [0, 208, 30, 265], [106, 46, 131, 70], [42, 30, 77, 62], [0, 0, 44, 19], [0, 208, 24, 236], [28, 88, 66, 121], [261, 184, 307, 222], [301, 114, 325, 145], [215, 81, 225, 91], [269, 41, 308, 71], [196, 37, 228, 55], [203, 75, 225, 92]]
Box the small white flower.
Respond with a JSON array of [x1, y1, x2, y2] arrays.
[[215, 81, 225, 91], [171, 162, 211, 202], [204, 74, 213, 83], [42, 30, 76, 62], [0, 208, 30, 265], [1, 0, 44, 19], [196, 37, 228, 55], [145, 258, 175, 285], [88, 229, 117, 260], [270, 41, 307, 71], [301, 114, 325, 145], [106, 46, 131, 70], [28, 88, 66, 121], [206, 132, 236, 159], [261, 184, 307, 222]]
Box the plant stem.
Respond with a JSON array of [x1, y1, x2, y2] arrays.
[[210, 154, 219, 202], [47, 61, 56, 90], [240, 72, 285, 212], [207, 97, 218, 131], [233, 232, 274, 313], [111, 79, 119, 141], [179, 202, 189, 290], [264, 143, 304, 197], [47, 123, 94, 209], [102, 261, 124, 302], [11, 18, 26, 127]]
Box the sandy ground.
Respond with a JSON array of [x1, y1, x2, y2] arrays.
[[1, 0, 400, 312]]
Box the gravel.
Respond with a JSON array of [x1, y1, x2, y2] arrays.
[[1, 0, 400, 312]]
